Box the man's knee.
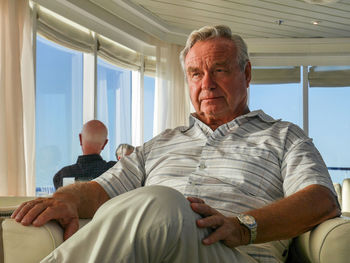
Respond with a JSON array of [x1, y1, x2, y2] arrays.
[[137, 185, 188, 207], [95, 185, 193, 221], [130, 185, 193, 219]]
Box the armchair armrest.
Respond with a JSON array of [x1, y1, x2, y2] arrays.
[[288, 216, 350, 263], [0, 218, 90, 263]]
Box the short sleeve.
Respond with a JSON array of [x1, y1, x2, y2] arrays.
[[93, 146, 146, 198], [281, 125, 336, 197]]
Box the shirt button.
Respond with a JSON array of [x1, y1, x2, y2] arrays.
[[199, 163, 206, 169]]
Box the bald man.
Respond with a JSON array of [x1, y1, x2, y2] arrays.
[[53, 120, 116, 189]]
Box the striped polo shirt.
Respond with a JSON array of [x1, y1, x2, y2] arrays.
[[95, 110, 335, 262]]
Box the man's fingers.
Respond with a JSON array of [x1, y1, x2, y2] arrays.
[[32, 205, 72, 226], [202, 225, 227, 245], [20, 202, 48, 225], [188, 199, 240, 248], [12, 200, 45, 223], [31, 208, 55, 226], [190, 202, 218, 217], [187, 196, 205, 203], [197, 214, 224, 228], [63, 219, 80, 241], [11, 202, 28, 219], [12, 198, 74, 228]]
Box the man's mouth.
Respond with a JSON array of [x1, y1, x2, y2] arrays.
[[201, 96, 222, 102]]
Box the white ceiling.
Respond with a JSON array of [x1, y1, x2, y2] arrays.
[[92, 0, 350, 40], [35, 0, 350, 65]]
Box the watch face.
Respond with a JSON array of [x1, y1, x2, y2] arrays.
[[238, 214, 257, 244], [239, 214, 256, 227], [243, 215, 255, 225]]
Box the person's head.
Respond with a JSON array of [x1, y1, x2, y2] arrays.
[[180, 25, 252, 130], [79, 120, 108, 155], [116, 143, 135, 160]]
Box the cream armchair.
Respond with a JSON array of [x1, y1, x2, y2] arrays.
[[287, 216, 350, 263], [1, 197, 350, 263]]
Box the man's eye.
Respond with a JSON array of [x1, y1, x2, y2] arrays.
[[191, 72, 200, 78]]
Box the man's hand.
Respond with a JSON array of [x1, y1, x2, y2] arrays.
[[11, 196, 79, 240], [188, 196, 248, 248], [11, 182, 109, 241]]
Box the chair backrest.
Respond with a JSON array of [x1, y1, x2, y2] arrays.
[[333, 182, 342, 208], [342, 179, 350, 213], [287, 216, 350, 263]]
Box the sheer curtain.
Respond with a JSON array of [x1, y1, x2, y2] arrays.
[[131, 70, 143, 146], [153, 42, 191, 136], [97, 58, 132, 161], [0, 0, 35, 195]]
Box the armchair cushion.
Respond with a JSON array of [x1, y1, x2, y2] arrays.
[[1, 219, 64, 263], [0, 197, 35, 218], [288, 216, 350, 263]]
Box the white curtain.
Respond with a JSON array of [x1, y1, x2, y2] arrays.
[[97, 60, 133, 161], [0, 0, 35, 196], [131, 70, 143, 147], [153, 42, 190, 136]]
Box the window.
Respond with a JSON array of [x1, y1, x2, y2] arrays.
[[249, 82, 303, 128], [36, 35, 83, 195], [309, 85, 350, 184], [144, 75, 155, 142], [97, 58, 132, 161]]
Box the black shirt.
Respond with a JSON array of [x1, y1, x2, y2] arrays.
[[53, 154, 116, 190]]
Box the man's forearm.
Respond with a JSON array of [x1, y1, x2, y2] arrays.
[[53, 181, 110, 218], [247, 184, 341, 244]]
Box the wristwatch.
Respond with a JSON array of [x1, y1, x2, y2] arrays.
[[237, 214, 257, 244]]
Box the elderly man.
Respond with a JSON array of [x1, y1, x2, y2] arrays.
[[12, 25, 339, 263], [53, 120, 116, 189]]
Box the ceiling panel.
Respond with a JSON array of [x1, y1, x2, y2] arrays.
[[139, 3, 349, 38], [125, 0, 350, 38], [35, 0, 350, 64]]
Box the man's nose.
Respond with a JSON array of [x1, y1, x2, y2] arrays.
[[201, 72, 216, 90]]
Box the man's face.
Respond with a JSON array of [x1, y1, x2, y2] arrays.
[[185, 37, 251, 128]]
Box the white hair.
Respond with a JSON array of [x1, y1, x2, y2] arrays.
[[179, 25, 250, 75]]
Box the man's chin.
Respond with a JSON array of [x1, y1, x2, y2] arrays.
[[200, 107, 223, 117], [197, 110, 224, 121]]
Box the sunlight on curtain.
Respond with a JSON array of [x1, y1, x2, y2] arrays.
[[153, 43, 190, 136], [131, 70, 143, 147], [132, 72, 156, 146], [97, 58, 132, 162], [0, 0, 35, 195]]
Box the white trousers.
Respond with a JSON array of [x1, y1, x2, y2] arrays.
[[41, 185, 257, 263]]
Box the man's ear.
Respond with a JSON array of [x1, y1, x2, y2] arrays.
[[101, 139, 108, 150], [244, 61, 252, 85], [79, 134, 83, 146]]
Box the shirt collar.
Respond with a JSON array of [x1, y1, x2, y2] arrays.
[[77, 154, 103, 164], [183, 110, 279, 134], [231, 109, 279, 127]]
